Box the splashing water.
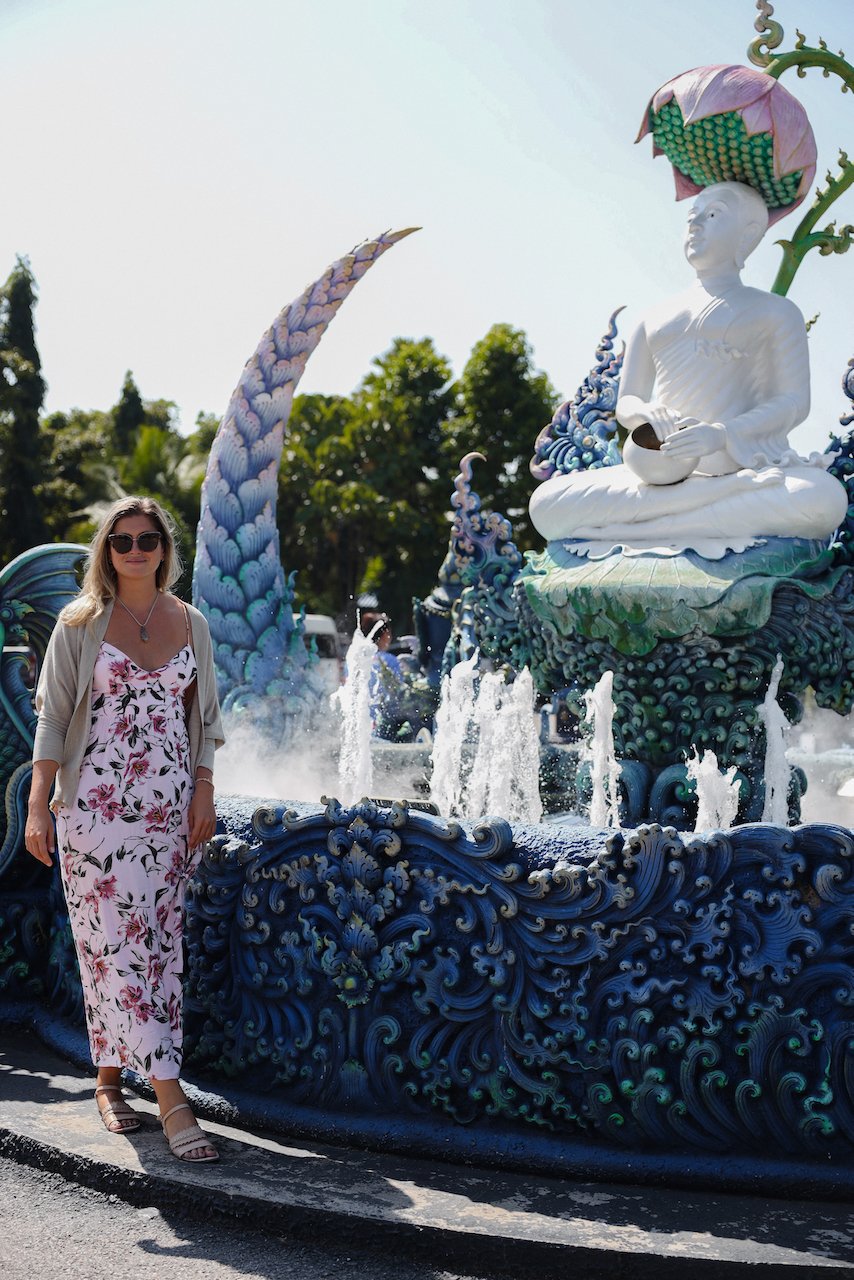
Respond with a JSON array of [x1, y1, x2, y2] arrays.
[[760, 654, 791, 825], [584, 670, 621, 827], [333, 626, 379, 803], [430, 660, 542, 823], [687, 747, 740, 831], [429, 652, 480, 818], [465, 670, 501, 817], [503, 669, 543, 824]]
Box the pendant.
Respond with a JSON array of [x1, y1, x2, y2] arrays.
[[140, 625, 150, 643]]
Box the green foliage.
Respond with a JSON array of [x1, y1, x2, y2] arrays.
[[443, 324, 557, 547], [187, 411, 220, 456], [0, 257, 49, 562], [110, 371, 179, 468], [38, 408, 116, 538], [278, 341, 458, 627], [2, 255, 560, 631], [111, 370, 145, 456]]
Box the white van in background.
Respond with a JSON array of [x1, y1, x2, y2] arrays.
[[302, 613, 344, 693]]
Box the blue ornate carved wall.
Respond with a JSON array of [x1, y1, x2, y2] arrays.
[[182, 796, 854, 1190]]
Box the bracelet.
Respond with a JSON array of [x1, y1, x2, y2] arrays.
[[194, 777, 215, 789]]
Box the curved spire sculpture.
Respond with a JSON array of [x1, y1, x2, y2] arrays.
[[192, 229, 417, 719]]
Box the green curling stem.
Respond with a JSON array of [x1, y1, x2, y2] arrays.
[[761, 46, 854, 296]]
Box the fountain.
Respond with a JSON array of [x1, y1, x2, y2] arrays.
[[4, 0, 854, 1201], [332, 624, 379, 804], [583, 671, 621, 828], [759, 655, 792, 825], [428, 650, 479, 818], [686, 748, 740, 832], [429, 659, 542, 823]]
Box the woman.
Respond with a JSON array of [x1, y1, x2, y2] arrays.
[[25, 496, 225, 1163]]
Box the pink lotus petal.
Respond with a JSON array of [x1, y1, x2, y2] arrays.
[[740, 99, 774, 135], [686, 67, 772, 123], [674, 66, 743, 125], [638, 62, 817, 222], [768, 93, 817, 175], [673, 169, 704, 201], [636, 90, 670, 142], [652, 65, 772, 127]]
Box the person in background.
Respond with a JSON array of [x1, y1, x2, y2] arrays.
[[360, 611, 403, 733]]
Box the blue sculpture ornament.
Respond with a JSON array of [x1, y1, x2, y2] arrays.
[[0, 545, 86, 878], [529, 309, 624, 482], [828, 357, 854, 569], [0, 544, 86, 1002], [183, 796, 854, 1180], [439, 452, 526, 673], [192, 229, 417, 721]]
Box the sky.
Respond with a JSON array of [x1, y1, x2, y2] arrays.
[[1, 0, 853, 459]]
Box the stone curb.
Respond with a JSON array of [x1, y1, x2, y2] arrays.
[[3, 1122, 848, 1280], [9, 1001, 854, 1206], [3, 1026, 854, 1277]]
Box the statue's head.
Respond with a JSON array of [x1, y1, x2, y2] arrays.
[[684, 181, 769, 273]]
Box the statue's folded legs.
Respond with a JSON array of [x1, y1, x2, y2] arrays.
[[530, 461, 849, 549]]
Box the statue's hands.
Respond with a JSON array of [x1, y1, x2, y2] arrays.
[[646, 404, 684, 442], [660, 420, 726, 458]]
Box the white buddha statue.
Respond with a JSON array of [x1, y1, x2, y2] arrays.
[[529, 182, 849, 558]]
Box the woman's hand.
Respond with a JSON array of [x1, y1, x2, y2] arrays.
[[26, 761, 59, 866], [25, 802, 55, 866], [188, 782, 217, 848]]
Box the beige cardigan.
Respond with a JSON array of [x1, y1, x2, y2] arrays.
[[33, 599, 225, 810]]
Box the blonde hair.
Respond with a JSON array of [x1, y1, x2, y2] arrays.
[[60, 496, 183, 627]]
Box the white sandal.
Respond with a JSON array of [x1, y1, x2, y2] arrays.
[[160, 1101, 219, 1163], [95, 1084, 141, 1134]]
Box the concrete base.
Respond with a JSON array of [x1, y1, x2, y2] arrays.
[[2, 1028, 854, 1276]]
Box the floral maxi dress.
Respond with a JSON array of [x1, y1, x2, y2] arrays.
[[56, 641, 199, 1078]]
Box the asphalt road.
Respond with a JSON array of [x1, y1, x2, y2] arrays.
[[0, 1155, 501, 1280]]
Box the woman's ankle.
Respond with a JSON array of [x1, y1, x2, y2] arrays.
[[150, 1077, 187, 1114]]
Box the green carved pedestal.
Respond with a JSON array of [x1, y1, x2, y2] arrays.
[[517, 538, 854, 824]]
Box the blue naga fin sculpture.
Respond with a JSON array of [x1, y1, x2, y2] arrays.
[[0, 543, 86, 879], [419, 314, 629, 679], [529, 308, 625, 482], [440, 452, 526, 673], [828, 356, 854, 570], [192, 229, 418, 719]]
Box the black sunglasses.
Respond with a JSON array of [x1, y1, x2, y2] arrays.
[[107, 531, 163, 554]]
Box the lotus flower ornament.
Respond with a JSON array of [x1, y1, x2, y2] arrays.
[[638, 63, 817, 224]]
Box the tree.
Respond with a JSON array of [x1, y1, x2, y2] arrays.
[[39, 408, 116, 540], [111, 370, 145, 457], [186, 411, 220, 457], [277, 344, 459, 626], [277, 393, 362, 619], [347, 338, 458, 621], [443, 324, 557, 547], [0, 256, 49, 563]]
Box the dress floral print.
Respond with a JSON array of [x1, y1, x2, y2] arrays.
[[56, 641, 198, 1078]]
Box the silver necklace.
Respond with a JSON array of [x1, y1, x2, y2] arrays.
[[115, 593, 159, 642]]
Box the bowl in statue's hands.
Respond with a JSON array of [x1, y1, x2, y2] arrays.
[[622, 423, 699, 485]]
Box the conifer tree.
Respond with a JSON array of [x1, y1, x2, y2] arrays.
[[0, 256, 48, 563], [112, 369, 145, 457]]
